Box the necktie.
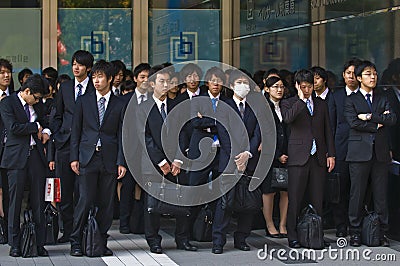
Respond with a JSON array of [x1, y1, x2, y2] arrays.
[[139, 94, 145, 104], [160, 102, 167, 122], [115, 88, 120, 96], [306, 99, 317, 155], [1, 92, 6, 97], [366, 93, 372, 111], [98, 97, 106, 126], [306, 99, 313, 115], [77, 83, 83, 99], [239, 102, 245, 119], [24, 104, 31, 121], [211, 98, 218, 112], [350, 91, 356, 95]]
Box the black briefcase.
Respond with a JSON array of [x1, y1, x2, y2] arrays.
[[362, 206, 381, 247], [192, 204, 213, 242], [297, 204, 324, 249], [82, 207, 104, 257], [21, 210, 38, 258], [44, 203, 59, 245], [0, 215, 7, 244], [129, 199, 145, 234], [325, 172, 340, 204]]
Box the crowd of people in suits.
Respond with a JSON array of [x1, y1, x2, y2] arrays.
[[0, 51, 399, 258]]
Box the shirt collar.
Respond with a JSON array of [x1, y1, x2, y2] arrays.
[[359, 88, 373, 98], [153, 94, 167, 111], [207, 90, 220, 100], [96, 90, 111, 103], [2, 87, 10, 96], [75, 76, 89, 88], [233, 94, 246, 108], [270, 98, 280, 107], [318, 87, 329, 99], [187, 88, 200, 99], [345, 86, 359, 96], [18, 91, 27, 107]]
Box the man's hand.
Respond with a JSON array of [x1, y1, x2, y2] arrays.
[[42, 133, 50, 144], [197, 112, 203, 118], [357, 113, 371, 121], [235, 152, 250, 171], [279, 154, 288, 164], [258, 143, 262, 152], [383, 110, 390, 115], [296, 82, 304, 100], [117, 165, 127, 179], [49, 161, 55, 171], [160, 162, 171, 175], [378, 123, 383, 129], [171, 161, 181, 176], [327, 157, 335, 173], [71, 161, 80, 175], [37, 126, 43, 140]]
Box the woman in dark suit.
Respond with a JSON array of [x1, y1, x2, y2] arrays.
[[261, 76, 289, 238]]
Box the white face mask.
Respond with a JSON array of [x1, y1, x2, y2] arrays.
[[233, 83, 250, 99]]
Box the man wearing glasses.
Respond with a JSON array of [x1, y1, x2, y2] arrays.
[[344, 60, 396, 247]]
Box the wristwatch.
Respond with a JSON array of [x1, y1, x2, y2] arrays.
[[366, 113, 372, 120]]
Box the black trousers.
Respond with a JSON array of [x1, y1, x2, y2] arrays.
[[287, 154, 325, 242], [7, 147, 46, 247], [331, 160, 350, 230], [348, 152, 389, 235], [119, 170, 135, 229], [70, 151, 117, 246], [212, 197, 254, 247], [55, 145, 77, 238]]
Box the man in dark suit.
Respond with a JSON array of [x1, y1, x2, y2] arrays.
[[0, 58, 14, 238], [50, 50, 94, 243], [0, 74, 50, 257], [69, 60, 126, 257], [280, 69, 335, 249], [344, 60, 396, 247], [211, 69, 261, 254], [136, 65, 197, 254], [118, 62, 151, 234], [328, 58, 361, 237], [310, 66, 332, 101]]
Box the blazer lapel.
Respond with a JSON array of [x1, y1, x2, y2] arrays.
[[88, 92, 100, 126], [371, 91, 379, 113], [356, 91, 371, 112], [13, 94, 29, 122], [101, 94, 115, 126]]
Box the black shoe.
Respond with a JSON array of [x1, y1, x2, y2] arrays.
[[380, 235, 390, 247], [336, 227, 348, 238], [288, 240, 301, 248], [234, 242, 250, 251], [37, 246, 49, 257], [70, 245, 83, 256], [212, 245, 223, 254], [150, 245, 163, 254], [9, 247, 21, 257], [119, 227, 130, 234], [177, 241, 198, 251], [280, 233, 288, 238], [103, 247, 113, 256], [266, 229, 281, 238], [350, 234, 361, 247], [58, 235, 70, 243]]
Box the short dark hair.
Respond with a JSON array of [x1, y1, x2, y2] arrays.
[[55, 74, 72, 88], [265, 76, 283, 88], [91, 60, 114, 83], [310, 66, 328, 82], [263, 68, 280, 80], [21, 74, 50, 96], [180, 63, 203, 81], [148, 65, 169, 82], [42, 67, 58, 81], [111, 60, 127, 76], [355, 60, 377, 77], [204, 66, 226, 84], [343, 58, 362, 73], [228, 69, 250, 86], [71, 50, 94, 69], [121, 80, 136, 93], [294, 69, 314, 85], [18, 68, 33, 84], [0, 58, 12, 72], [133, 63, 151, 78]]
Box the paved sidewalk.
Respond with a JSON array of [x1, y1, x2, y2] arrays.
[[0, 218, 399, 265]]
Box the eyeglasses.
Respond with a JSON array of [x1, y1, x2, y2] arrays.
[[32, 94, 42, 100], [209, 78, 223, 84]]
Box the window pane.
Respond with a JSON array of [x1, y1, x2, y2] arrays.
[[58, 0, 130, 8]]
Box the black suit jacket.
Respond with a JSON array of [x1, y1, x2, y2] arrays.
[[344, 90, 396, 162], [384, 87, 400, 161], [70, 91, 126, 173], [281, 95, 335, 167], [218, 97, 261, 173], [328, 88, 351, 161], [51, 79, 95, 150], [0, 93, 47, 169]]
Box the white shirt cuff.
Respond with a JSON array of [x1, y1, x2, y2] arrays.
[[245, 151, 253, 158], [42, 128, 52, 136], [158, 159, 168, 167], [173, 159, 183, 165]]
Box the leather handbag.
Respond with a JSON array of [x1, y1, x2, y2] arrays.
[[192, 204, 213, 242], [82, 207, 104, 257], [271, 167, 288, 189], [0, 215, 7, 244], [146, 176, 190, 216], [324, 172, 340, 204], [21, 209, 38, 258], [297, 204, 324, 249], [362, 206, 381, 247], [44, 203, 59, 245]]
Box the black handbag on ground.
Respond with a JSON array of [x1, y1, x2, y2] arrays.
[[146, 176, 190, 216], [0, 215, 7, 244], [362, 206, 381, 247], [192, 204, 213, 242], [21, 209, 38, 258], [44, 203, 59, 245], [271, 167, 288, 189], [324, 172, 340, 204], [297, 204, 324, 249], [82, 207, 104, 257]]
